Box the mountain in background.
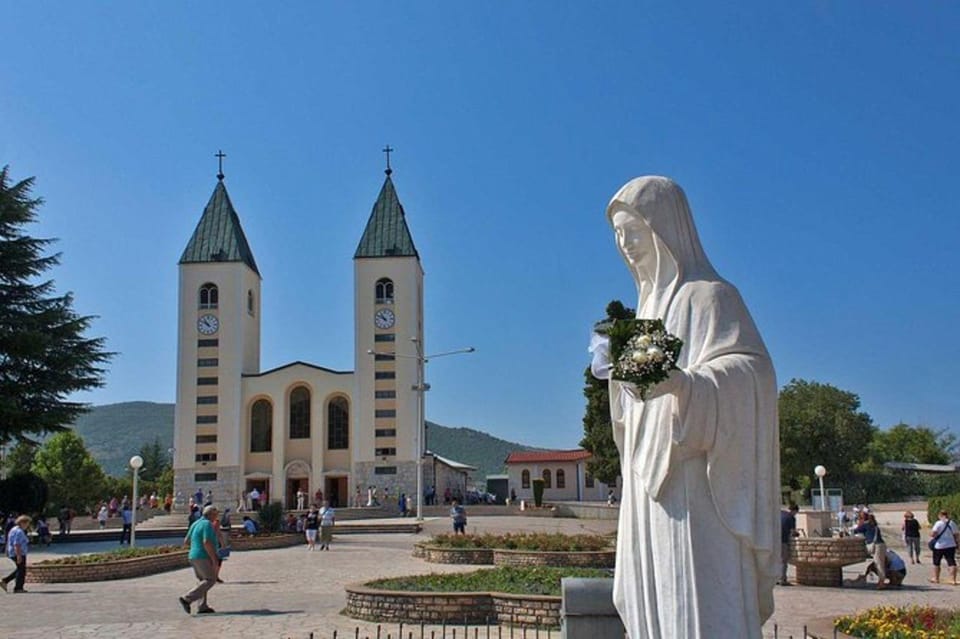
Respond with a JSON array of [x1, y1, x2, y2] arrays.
[[69, 402, 537, 481], [70, 402, 174, 476]]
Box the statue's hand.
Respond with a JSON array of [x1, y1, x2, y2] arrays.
[[643, 369, 684, 400], [588, 332, 612, 380]]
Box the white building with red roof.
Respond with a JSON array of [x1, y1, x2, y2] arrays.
[[504, 449, 616, 503]]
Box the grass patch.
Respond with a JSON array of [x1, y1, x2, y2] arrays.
[[37, 545, 184, 566], [427, 532, 611, 552], [367, 566, 611, 596], [835, 605, 960, 638]]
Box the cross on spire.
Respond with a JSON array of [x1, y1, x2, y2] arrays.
[[382, 145, 394, 176], [215, 149, 226, 181]]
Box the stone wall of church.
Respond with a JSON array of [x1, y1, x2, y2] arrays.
[[173, 465, 242, 513], [353, 460, 419, 503]]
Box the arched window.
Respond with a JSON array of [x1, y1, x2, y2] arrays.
[[542, 469, 552, 488], [247, 289, 255, 315], [556, 469, 566, 489], [250, 399, 272, 452], [327, 397, 349, 450], [375, 278, 394, 304], [521, 470, 530, 489], [199, 283, 218, 309], [289, 386, 310, 439]]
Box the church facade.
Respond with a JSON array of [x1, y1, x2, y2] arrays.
[[172, 167, 430, 509]]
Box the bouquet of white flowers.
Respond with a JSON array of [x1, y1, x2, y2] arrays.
[[593, 318, 683, 400]]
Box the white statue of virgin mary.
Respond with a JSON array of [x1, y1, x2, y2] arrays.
[[597, 176, 780, 639]]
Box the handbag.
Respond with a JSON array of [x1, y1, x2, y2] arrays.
[[929, 520, 952, 551]]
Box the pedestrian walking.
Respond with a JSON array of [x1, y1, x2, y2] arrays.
[[1, 515, 31, 593], [319, 501, 335, 550], [119, 502, 133, 544], [178, 504, 221, 615], [450, 499, 467, 535]]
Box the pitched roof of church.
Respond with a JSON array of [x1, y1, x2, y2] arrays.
[[180, 180, 260, 275], [354, 175, 419, 259]]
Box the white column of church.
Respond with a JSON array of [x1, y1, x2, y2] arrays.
[[270, 399, 284, 508]]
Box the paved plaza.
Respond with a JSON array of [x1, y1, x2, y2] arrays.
[[3, 509, 959, 639]]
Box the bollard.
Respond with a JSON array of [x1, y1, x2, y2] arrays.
[[560, 578, 625, 639]]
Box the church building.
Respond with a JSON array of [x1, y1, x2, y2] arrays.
[[172, 159, 435, 509]]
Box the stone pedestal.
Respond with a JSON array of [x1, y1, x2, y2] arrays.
[[790, 537, 869, 587], [561, 578, 625, 639]]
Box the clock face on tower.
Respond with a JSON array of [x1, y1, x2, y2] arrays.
[[197, 314, 219, 335], [374, 308, 396, 329]]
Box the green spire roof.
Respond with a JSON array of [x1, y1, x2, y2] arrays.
[[180, 181, 260, 275], [354, 175, 419, 259]]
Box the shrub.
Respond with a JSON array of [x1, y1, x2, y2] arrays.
[[258, 501, 284, 533], [368, 566, 610, 596], [532, 479, 545, 507], [928, 493, 960, 526]]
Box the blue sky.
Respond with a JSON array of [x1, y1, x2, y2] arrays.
[[2, 3, 958, 449]]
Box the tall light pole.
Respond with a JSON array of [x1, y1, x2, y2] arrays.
[[814, 465, 827, 512], [130, 455, 144, 547], [369, 341, 475, 521]]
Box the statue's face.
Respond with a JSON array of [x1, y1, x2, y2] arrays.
[[612, 209, 656, 278]]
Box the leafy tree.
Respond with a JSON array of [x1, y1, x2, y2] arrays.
[[779, 379, 876, 491], [2, 440, 37, 476], [32, 430, 107, 512], [0, 166, 112, 445], [0, 472, 48, 514], [864, 423, 958, 469], [580, 300, 635, 485], [136, 436, 171, 482]]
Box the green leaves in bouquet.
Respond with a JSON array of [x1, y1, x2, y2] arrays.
[[595, 318, 683, 398]]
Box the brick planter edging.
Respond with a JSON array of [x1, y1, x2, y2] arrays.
[[29, 550, 190, 583], [29, 534, 303, 583], [493, 548, 614, 568], [345, 583, 561, 627], [414, 543, 613, 568], [789, 537, 869, 587]]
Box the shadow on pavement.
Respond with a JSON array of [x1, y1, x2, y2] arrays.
[[215, 609, 304, 616], [219, 580, 279, 585]]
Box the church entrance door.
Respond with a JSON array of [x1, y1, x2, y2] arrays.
[[325, 476, 347, 508], [287, 477, 307, 510]]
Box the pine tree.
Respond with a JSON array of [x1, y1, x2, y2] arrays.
[[0, 166, 112, 444], [580, 300, 634, 485]]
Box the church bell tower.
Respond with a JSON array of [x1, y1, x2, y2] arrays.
[[352, 152, 424, 494], [173, 156, 261, 508]]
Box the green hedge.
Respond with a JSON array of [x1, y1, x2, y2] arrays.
[[927, 494, 960, 526]]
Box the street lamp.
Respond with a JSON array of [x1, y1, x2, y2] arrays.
[[130, 455, 144, 547], [368, 340, 475, 521], [814, 465, 827, 512]]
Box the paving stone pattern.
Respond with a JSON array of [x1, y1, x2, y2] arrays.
[[3, 508, 957, 639]]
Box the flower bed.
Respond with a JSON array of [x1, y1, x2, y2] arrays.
[[415, 533, 614, 568], [28, 533, 302, 583], [29, 548, 189, 583], [835, 605, 960, 638], [346, 566, 608, 627]]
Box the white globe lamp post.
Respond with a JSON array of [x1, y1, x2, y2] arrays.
[[130, 455, 144, 547], [814, 465, 827, 512]]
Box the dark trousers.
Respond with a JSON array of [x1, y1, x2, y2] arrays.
[[119, 524, 132, 544], [3, 558, 27, 591]]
